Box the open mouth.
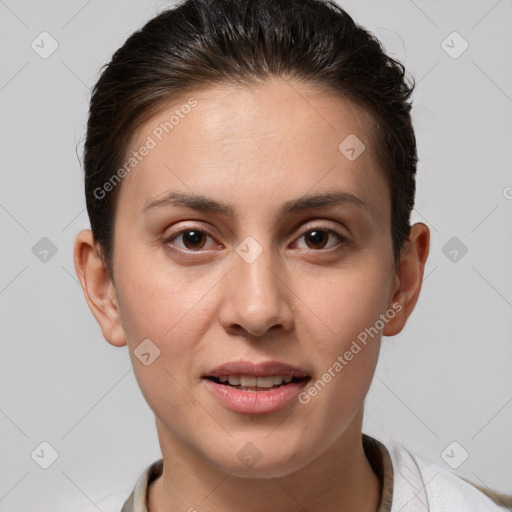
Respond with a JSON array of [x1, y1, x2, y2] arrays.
[[205, 375, 310, 392]]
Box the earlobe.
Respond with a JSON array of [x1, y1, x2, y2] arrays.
[[73, 230, 127, 347], [383, 223, 430, 337]]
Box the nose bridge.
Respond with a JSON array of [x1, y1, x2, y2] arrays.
[[220, 236, 291, 336]]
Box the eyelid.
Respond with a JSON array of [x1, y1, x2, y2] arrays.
[[294, 219, 347, 237]]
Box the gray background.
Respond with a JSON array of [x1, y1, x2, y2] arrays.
[[1, 0, 511, 510]]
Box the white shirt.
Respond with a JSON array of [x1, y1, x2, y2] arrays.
[[73, 435, 510, 511], [385, 440, 508, 511]]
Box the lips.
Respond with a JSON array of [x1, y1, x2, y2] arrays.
[[203, 360, 311, 390], [203, 360, 310, 379], [201, 360, 311, 413]]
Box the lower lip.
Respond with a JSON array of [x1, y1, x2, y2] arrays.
[[202, 378, 310, 414]]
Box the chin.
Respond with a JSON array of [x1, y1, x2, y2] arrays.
[[205, 436, 313, 479]]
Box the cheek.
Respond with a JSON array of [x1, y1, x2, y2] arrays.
[[114, 240, 216, 344], [289, 257, 392, 409], [292, 261, 392, 350], [114, 265, 220, 420]]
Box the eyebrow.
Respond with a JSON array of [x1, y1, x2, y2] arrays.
[[142, 189, 373, 218]]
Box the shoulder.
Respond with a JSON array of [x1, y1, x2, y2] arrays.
[[386, 441, 511, 511], [70, 489, 133, 512]]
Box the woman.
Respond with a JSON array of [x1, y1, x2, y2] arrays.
[[73, 0, 509, 510]]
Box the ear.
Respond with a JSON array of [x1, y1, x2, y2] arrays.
[[73, 229, 127, 347], [383, 222, 430, 336]]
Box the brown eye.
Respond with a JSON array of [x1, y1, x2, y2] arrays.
[[305, 229, 329, 250], [181, 230, 207, 250], [295, 227, 345, 251], [164, 228, 217, 251]]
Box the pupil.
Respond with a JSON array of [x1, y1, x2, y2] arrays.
[[184, 230, 205, 249], [307, 230, 327, 249]]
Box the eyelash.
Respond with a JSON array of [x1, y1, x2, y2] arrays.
[[162, 224, 347, 254]]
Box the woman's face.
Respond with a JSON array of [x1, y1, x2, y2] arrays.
[[109, 78, 400, 476]]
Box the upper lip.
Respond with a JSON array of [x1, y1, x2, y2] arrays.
[[204, 360, 310, 379]]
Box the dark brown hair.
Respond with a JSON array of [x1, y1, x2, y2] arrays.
[[83, 0, 417, 279]]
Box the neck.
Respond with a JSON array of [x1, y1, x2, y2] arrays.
[[148, 413, 381, 512]]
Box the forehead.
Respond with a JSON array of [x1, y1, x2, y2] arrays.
[[118, 78, 387, 220], [137, 78, 378, 153]]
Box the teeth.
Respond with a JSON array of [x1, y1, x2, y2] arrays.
[[218, 375, 296, 387], [255, 376, 274, 388], [240, 376, 257, 387]]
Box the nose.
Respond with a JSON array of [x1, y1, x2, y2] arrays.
[[218, 245, 293, 338]]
